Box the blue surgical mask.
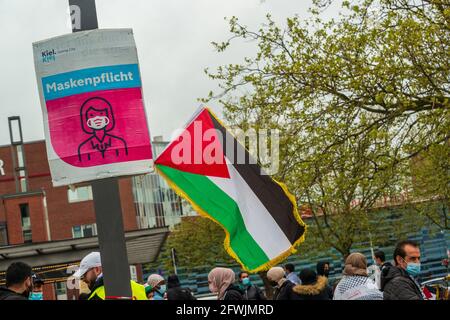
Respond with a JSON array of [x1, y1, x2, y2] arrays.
[[158, 284, 167, 295], [29, 292, 43, 300], [242, 277, 251, 286], [406, 263, 421, 276]]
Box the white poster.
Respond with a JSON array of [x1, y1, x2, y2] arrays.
[[33, 29, 153, 186]]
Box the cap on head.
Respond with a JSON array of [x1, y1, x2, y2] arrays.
[[73, 252, 102, 278]]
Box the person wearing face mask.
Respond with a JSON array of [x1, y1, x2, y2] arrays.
[[73, 252, 147, 300], [29, 275, 45, 300], [78, 97, 128, 162], [208, 267, 244, 300], [0, 262, 33, 300], [381, 240, 424, 300], [267, 266, 299, 300], [147, 274, 167, 300], [238, 271, 266, 300]]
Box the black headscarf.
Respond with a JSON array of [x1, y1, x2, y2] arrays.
[[316, 261, 330, 277], [299, 268, 318, 285], [167, 274, 181, 289]]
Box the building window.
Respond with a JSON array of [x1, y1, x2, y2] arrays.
[[68, 186, 93, 203], [17, 145, 28, 193], [72, 224, 97, 239], [20, 204, 32, 243], [0, 223, 8, 246], [55, 282, 67, 300]]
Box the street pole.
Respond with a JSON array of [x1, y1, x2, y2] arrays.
[[69, 0, 132, 299], [171, 248, 178, 275]]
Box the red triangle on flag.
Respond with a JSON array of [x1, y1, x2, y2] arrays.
[[155, 108, 230, 178]]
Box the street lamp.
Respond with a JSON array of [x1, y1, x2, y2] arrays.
[[8, 116, 28, 192], [8, 116, 23, 146]]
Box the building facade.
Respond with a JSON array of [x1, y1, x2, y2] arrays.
[[0, 136, 188, 299], [132, 136, 197, 230]]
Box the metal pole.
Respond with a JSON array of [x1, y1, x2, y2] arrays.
[[41, 189, 52, 241], [69, 0, 132, 299], [171, 248, 178, 275], [91, 178, 132, 298]]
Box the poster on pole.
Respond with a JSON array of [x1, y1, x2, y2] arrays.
[[33, 29, 153, 186]]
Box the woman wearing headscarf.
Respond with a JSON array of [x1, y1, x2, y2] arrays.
[[147, 274, 166, 300], [333, 252, 383, 300], [267, 266, 299, 300], [208, 267, 244, 300]]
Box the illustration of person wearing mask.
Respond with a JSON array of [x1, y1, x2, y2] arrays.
[[78, 97, 128, 162]]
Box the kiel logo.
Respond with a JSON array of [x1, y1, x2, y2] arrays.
[[42, 49, 56, 63]]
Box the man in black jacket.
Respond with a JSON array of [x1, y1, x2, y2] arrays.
[[381, 240, 424, 300], [238, 271, 266, 300], [0, 262, 33, 300]]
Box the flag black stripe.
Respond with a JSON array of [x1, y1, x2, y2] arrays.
[[210, 113, 305, 244]]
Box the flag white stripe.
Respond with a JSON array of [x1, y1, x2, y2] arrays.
[[209, 160, 292, 259]]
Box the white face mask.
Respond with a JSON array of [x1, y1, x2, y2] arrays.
[[87, 116, 110, 130]]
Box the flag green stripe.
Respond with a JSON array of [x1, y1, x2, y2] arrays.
[[157, 164, 270, 270]]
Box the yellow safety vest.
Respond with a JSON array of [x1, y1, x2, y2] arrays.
[[88, 280, 148, 300]]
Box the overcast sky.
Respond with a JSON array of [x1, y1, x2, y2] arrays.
[[0, 0, 340, 146]]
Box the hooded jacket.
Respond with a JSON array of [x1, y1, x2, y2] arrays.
[[222, 284, 245, 300], [381, 265, 424, 300], [0, 287, 28, 300], [292, 276, 331, 300], [166, 275, 196, 300]]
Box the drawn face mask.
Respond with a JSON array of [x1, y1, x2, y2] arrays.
[[87, 116, 110, 130]]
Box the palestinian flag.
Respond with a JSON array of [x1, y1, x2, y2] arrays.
[[155, 107, 306, 272]]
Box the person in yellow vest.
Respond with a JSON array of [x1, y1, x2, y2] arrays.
[[73, 252, 147, 300]]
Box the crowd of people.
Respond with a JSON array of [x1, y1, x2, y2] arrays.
[[0, 240, 439, 300]]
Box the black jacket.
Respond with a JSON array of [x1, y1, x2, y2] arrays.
[[0, 287, 28, 301], [292, 276, 331, 300], [167, 286, 196, 300], [381, 265, 423, 300], [222, 284, 245, 300], [381, 261, 393, 271], [273, 280, 299, 300], [166, 274, 196, 300], [242, 284, 266, 300]]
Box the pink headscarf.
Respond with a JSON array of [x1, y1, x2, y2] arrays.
[[208, 267, 236, 300]]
